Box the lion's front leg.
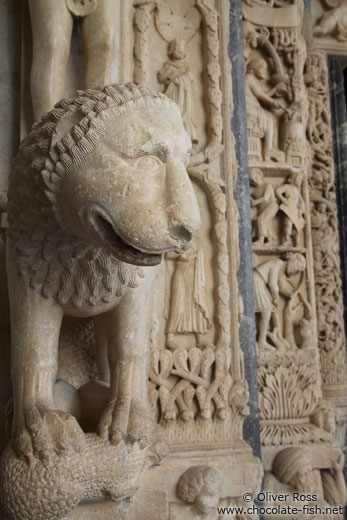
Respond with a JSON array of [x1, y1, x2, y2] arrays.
[[97, 269, 156, 446], [7, 246, 85, 461]]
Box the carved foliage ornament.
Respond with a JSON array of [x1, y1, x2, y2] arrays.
[[305, 52, 347, 391]]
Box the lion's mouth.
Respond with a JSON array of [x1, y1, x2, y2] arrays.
[[90, 210, 162, 267]]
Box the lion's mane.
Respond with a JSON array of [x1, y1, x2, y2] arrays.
[[8, 83, 174, 306]]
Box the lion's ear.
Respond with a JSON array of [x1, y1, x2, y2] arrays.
[[50, 111, 83, 160]]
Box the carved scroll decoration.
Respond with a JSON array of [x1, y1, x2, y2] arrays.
[[305, 51, 347, 443]]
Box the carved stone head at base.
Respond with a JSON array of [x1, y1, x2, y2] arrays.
[[177, 466, 223, 514]]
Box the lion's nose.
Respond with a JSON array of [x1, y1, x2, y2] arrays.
[[166, 159, 200, 242], [169, 224, 193, 243]]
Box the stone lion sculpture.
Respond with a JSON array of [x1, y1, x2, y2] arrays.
[[1, 83, 200, 519]]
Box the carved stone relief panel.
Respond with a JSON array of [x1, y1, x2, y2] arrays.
[[312, 0, 347, 55], [130, 0, 256, 463], [243, 0, 307, 168], [148, 168, 243, 446], [133, 0, 224, 166], [305, 50, 347, 448], [243, 0, 346, 509], [0, 1, 264, 519]]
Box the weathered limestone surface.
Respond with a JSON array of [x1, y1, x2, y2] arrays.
[[242, 0, 346, 516], [0, 1, 264, 519], [0, 0, 346, 518], [312, 0, 347, 55]]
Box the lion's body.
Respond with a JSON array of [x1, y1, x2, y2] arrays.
[[6, 83, 199, 464]]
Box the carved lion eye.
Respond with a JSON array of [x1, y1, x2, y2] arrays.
[[135, 155, 162, 170]]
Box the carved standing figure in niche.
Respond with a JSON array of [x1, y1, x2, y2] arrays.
[[245, 58, 285, 162], [158, 38, 199, 145], [253, 253, 307, 350], [6, 84, 200, 465], [165, 237, 211, 350], [249, 168, 278, 246], [29, 0, 118, 120], [276, 175, 305, 247]]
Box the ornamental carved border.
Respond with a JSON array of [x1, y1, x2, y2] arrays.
[[149, 168, 247, 446], [133, 0, 223, 167], [305, 51, 347, 396]]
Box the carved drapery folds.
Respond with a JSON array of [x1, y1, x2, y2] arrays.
[[305, 50, 347, 448], [243, 0, 346, 513]]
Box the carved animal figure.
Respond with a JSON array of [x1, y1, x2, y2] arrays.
[[313, 6, 347, 42], [7, 83, 200, 461]]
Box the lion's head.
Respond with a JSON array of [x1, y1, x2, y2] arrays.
[[8, 84, 200, 306]]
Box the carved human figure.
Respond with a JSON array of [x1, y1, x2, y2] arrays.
[[311, 201, 337, 251], [165, 237, 211, 350], [312, 399, 336, 437], [7, 84, 200, 462], [313, 5, 347, 42], [253, 253, 307, 350], [299, 318, 315, 349], [276, 175, 305, 246], [157, 38, 199, 145], [29, 0, 118, 120], [263, 447, 346, 519], [245, 58, 283, 160], [170, 466, 249, 520], [243, 23, 264, 61], [249, 168, 278, 246]]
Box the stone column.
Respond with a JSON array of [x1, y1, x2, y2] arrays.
[[230, 0, 262, 461]]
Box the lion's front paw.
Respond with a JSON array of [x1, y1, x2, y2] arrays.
[[98, 398, 154, 447], [14, 405, 85, 462]]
